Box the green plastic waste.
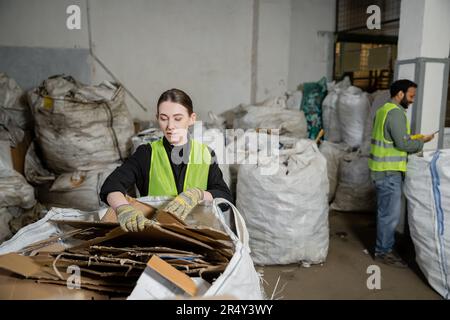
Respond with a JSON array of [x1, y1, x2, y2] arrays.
[[301, 77, 327, 139]]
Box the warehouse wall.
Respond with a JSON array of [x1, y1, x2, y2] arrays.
[[287, 0, 335, 90], [255, 0, 291, 102], [0, 0, 92, 89], [0, 0, 335, 121], [87, 0, 253, 122]]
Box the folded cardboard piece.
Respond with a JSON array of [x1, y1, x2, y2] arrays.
[[100, 195, 185, 226], [0, 270, 112, 300], [128, 255, 213, 300], [0, 197, 233, 299]]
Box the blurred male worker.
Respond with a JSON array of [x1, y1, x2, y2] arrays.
[[368, 79, 434, 268]]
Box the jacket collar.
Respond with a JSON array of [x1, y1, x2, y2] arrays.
[[162, 134, 191, 164]]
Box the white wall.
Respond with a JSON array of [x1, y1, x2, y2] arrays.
[[288, 0, 335, 90], [398, 0, 450, 60], [0, 0, 89, 48], [397, 0, 450, 150], [88, 0, 253, 121], [255, 0, 291, 102], [0, 0, 336, 120]]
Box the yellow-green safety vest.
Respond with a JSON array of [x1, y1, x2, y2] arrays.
[[148, 138, 211, 196], [368, 102, 411, 172]]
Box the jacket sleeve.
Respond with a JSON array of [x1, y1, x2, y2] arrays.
[[99, 144, 150, 204], [206, 148, 234, 204], [386, 109, 424, 154]]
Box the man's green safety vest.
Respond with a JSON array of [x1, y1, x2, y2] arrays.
[[148, 138, 211, 196], [368, 102, 411, 172]]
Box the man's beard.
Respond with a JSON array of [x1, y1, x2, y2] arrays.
[[400, 96, 410, 109]]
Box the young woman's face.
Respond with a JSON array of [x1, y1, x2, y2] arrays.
[[157, 101, 196, 145]]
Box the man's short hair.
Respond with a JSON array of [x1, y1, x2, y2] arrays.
[[390, 79, 417, 98]]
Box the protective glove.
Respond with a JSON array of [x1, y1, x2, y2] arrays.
[[163, 188, 204, 221], [116, 204, 156, 232]]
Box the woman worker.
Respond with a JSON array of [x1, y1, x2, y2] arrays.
[[100, 88, 233, 232]]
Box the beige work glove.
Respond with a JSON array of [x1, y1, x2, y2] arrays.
[[116, 204, 156, 232], [163, 188, 204, 221]]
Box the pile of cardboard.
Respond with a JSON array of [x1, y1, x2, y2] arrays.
[[0, 198, 234, 299]]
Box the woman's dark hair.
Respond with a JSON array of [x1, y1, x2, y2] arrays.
[[390, 79, 417, 98], [157, 88, 193, 115]]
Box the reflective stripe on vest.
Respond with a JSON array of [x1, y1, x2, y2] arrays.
[[368, 102, 411, 172], [148, 139, 211, 196]]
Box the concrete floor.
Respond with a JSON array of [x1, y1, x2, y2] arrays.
[[260, 210, 442, 300]]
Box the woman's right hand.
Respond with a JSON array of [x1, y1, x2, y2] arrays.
[[116, 204, 155, 232]]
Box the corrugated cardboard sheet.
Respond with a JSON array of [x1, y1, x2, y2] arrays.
[[0, 198, 232, 299]]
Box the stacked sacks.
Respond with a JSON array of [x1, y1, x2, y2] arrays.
[[444, 128, 450, 149], [131, 126, 164, 153], [404, 151, 450, 299], [28, 75, 134, 173], [0, 73, 31, 128], [0, 75, 36, 244], [0, 141, 36, 243], [193, 127, 231, 190], [236, 136, 329, 265], [219, 95, 308, 139], [214, 95, 308, 199], [286, 90, 303, 110], [24, 140, 117, 212], [337, 86, 370, 149], [0, 73, 32, 144], [331, 150, 376, 213], [233, 97, 308, 139], [322, 77, 351, 143], [324, 85, 376, 213], [26, 75, 134, 211], [319, 141, 351, 203], [220, 96, 285, 129]]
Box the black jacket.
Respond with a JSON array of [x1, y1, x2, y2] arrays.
[[100, 137, 233, 204]]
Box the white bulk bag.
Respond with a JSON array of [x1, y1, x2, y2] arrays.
[[337, 86, 370, 149], [331, 151, 376, 212], [195, 128, 231, 189], [404, 151, 450, 299], [0, 169, 36, 209], [286, 90, 303, 110], [232, 96, 308, 139], [0, 208, 13, 244], [40, 169, 115, 212], [322, 77, 351, 143], [23, 142, 114, 211], [236, 106, 307, 138], [131, 128, 164, 153], [0, 144, 35, 209], [236, 139, 329, 265], [0, 197, 264, 300], [319, 141, 351, 203], [0, 73, 31, 129], [322, 91, 341, 142], [443, 128, 450, 149], [28, 76, 134, 173]]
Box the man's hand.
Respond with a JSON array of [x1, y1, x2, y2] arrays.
[[116, 204, 155, 232], [421, 133, 435, 143], [163, 188, 204, 221]]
